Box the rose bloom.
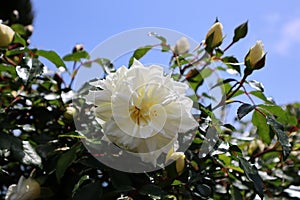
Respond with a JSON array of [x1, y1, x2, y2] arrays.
[[86, 59, 198, 165]]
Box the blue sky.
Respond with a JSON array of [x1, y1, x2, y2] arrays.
[[30, 0, 300, 105]]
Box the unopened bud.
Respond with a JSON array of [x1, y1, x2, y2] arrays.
[[245, 40, 266, 70], [0, 23, 15, 47], [173, 37, 190, 55], [205, 22, 223, 48], [63, 107, 77, 120], [5, 176, 40, 200], [72, 44, 84, 53]]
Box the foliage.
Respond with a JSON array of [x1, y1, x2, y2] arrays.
[[0, 20, 299, 200]]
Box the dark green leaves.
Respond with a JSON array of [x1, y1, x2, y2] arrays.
[[63, 50, 89, 62], [73, 181, 103, 200], [56, 145, 78, 182], [238, 157, 264, 199], [222, 56, 241, 74], [237, 103, 256, 120], [267, 116, 291, 160], [128, 45, 152, 67], [233, 21, 248, 43], [35, 49, 66, 68]]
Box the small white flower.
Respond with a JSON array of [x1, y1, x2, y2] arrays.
[[86, 59, 198, 165]]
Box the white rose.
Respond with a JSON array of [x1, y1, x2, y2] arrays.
[[86, 59, 198, 165]]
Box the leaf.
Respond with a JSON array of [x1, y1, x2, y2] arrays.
[[252, 110, 272, 144], [139, 184, 167, 196], [22, 141, 42, 166], [250, 91, 272, 103], [233, 21, 248, 43], [196, 184, 212, 197], [128, 45, 152, 67], [35, 50, 66, 68], [267, 116, 291, 160], [248, 80, 264, 92], [237, 103, 256, 120], [94, 58, 115, 74], [109, 170, 134, 192], [259, 104, 297, 125], [56, 145, 78, 182], [148, 32, 167, 43], [13, 33, 27, 46], [211, 78, 238, 89], [238, 157, 264, 199], [73, 181, 103, 200], [230, 185, 243, 200], [222, 56, 241, 74], [72, 175, 90, 196], [63, 51, 89, 62]]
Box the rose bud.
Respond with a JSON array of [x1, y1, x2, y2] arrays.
[[173, 36, 190, 55], [0, 23, 15, 47], [245, 40, 266, 70], [166, 151, 186, 175], [63, 106, 77, 120], [205, 22, 223, 48]]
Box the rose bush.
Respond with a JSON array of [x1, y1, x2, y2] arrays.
[[0, 16, 299, 200]]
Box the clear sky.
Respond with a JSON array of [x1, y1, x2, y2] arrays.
[[30, 0, 300, 105]]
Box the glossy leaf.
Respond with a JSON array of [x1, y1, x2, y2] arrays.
[[222, 56, 241, 74], [22, 141, 42, 166], [252, 110, 272, 144], [237, 103, 256, 120], [267, 116, 291, 160], [239, 157, 264, 199], [35, 49, 66, 68]]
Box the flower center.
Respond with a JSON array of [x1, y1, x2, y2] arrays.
[[130, 105, 150, 126]]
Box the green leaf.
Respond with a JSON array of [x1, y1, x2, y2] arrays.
[[252, 110, 272, 144], [238, 157, 264, 199], [13, 33, 27, 46], [148, 32, 167, 43], [233, 21, 248, 43], [128, 45, 152, 67], [211, 78, 238, 89], [259, 104, 297, 125], [73, 181, 103, 200], [250, 91, 272, 103], [16, 57, 44, 82], [187, 68, 213, 92], [237, 103, 256, 120], [222, 56, 241, 74], [56, 145, 78, 182], [35, 50, 66, 68], [11, 24, 26, 35], [72, 175, 90, 196], [94, 58, 115, 73], [63, 51, 89, 62], [266, 116, 291, 160]]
